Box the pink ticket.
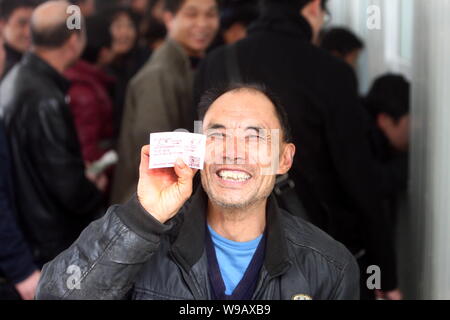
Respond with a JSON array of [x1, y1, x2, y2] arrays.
[[149, 132, 206, 170]]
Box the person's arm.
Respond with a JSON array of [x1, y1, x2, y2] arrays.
[[36, 146, 197, 300], [35, 195, 172, 300], [0, 184, 39, 299], [323, 65, 397, 292], [0, 125, 39, 299], [30, 99, 104, 217], [68, 84, 107, 162]]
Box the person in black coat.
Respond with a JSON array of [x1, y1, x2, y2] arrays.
[[0, 1, 105, 267], [194, 0, 404, 299], [0, 122, 40, 300], [364, 74, 410, 224]]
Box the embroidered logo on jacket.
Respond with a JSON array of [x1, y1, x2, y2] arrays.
[[292, 294, 313, 300]]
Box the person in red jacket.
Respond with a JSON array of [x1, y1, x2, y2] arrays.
[[65, 16, 116, 193], [65, 61, 115, 162]]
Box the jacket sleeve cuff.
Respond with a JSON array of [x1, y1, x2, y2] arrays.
[[115, 193, 173, 242], [10, 264, 38, 285]]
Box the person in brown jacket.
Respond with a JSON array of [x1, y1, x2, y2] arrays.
[[111, 0, 219, 204]]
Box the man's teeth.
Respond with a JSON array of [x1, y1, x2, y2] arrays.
[[218, 170, 251, 182]]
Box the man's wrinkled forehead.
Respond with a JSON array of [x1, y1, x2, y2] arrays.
[[202, 89, 281, 132]]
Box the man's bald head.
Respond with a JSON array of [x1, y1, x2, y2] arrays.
[[31, 0, 83, 49]]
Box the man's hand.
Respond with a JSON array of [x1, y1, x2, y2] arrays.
[[85, 163, 108, 192], [14, 270, 41, 300], [137, 145, 198, 224], [375, 288, 403, 300]]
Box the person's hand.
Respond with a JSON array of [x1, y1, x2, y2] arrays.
[[137, 145, 197, 224], [375, 288, 403, 300], [85, 163, 108, 192], [94, 173, 108, 192], [14, 270, 41, 300]]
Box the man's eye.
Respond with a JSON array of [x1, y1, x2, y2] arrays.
[[208, 133, 225, 139], [247, 135, 263, 141], [184, 10, 197, 18]]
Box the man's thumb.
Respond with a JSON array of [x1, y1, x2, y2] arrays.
[[174, 159, 195, 184]]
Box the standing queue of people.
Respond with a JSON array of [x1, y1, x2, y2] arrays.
[[0, 0, 409, 300]]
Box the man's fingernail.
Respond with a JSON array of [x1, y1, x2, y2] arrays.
[[176, 159, 184, 168]]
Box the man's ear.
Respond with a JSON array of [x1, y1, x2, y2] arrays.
[[377, 113, 392, 131], [301, 0, 322, 19], [67, 33, 79, 51], [162, 11, 175, 33], [277, 143, 296, 175]]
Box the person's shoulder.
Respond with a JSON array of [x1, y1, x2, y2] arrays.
[[309, 45, 355, 79], [280, 211, 354, 270], [206, 44, 229, 61], [129, 56, 174, 91]]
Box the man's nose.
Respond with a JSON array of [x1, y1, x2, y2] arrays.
[[223, 135, 246, 164], [195, 15, 210, 29]]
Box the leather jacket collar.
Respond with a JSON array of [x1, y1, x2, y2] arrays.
[[4, 43, 23, 63], [170, 187, 292, 278], [22, 52, 71, 94]]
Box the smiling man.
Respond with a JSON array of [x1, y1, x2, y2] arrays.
[[36, 84, 359, 300]]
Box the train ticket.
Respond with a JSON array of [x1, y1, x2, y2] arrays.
[[149, 132, 206, 170]]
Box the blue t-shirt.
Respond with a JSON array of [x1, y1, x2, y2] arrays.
[[207, 225, 263, 295]]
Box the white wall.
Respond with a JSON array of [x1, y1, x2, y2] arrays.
[[409, 0, 450, 300], [327, 0, 413, 93]]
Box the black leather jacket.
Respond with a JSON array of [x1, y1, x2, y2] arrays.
[[0, 53, 104, 266], [36, 187, 360, 300]]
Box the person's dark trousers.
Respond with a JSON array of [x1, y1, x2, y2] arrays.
[[0, 280, 21, 300], [357, 254, 376, 300]]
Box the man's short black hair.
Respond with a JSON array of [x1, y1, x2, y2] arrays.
[[261, 0, 329, 14], [103, 6, 140, 33], [198, 83, 293, 143], [320, 27, 364, 56], [0, 0, 36, 21], [164, 0, 186, 14], [365, 74, 410, 121], [81, 15, 112, 64], [220, 3, 259, 31]]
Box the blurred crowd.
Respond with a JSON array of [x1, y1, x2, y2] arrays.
[[0, 0, 409, 300]]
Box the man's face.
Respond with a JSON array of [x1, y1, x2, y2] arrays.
[[301, 0, 327, 45], [344, 49, 361, 69], [201, 90, 295, 210], [165, 0, 219, 57], [378, 113, 410, 152], [2, 7, 34, 53]]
